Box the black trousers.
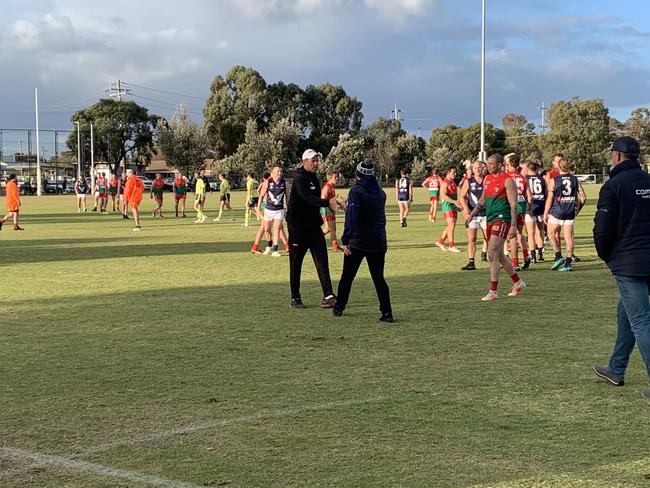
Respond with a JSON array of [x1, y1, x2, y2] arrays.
[[336, 248, 392, 314], [288, 225, 334, 300]]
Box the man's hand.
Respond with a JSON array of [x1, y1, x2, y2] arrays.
[[329, 198, 337, 211], [343, 245, 352, 256], [543, 212, 549, 224], [507, 225, 517, 240]]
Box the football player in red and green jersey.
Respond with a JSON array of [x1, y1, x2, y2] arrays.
[[466, 153, 526, 301], [150, 173, 165, 218], [436, 165, 463, 253], [505, 153, 532, 270]]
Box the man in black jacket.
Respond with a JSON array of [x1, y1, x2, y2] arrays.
[[286, 149, 337, 309], [592, 136, 650, 399], [333, 159, 393, 322]]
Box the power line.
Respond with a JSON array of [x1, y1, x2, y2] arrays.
[[122, 82, 204, 100]]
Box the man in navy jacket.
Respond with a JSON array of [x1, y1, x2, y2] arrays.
[[592, 136, 650, 399], [333, 159, 393, 322]]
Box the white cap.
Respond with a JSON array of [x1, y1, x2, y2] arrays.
[[302, 149, 322, 160]]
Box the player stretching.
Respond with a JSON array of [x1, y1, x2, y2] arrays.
[[123, 169, 144, 231], [0, 174, 23, 230], [151, 173, 165, 218], [172, 171, 188, 217], [460, 160, 487, 270], [436, 165, 462, 253], [243, 172, 259, 227], [396, 168, 413, 227], [544, 158, 586, 272], [258, 165, 287, 257], [108, 173, 119, 212], [193, 170, 207, 223], [321, 170, 345, 251], [96, 172, 109, 214], [505, 154, 532, 270], [214, 173, 233, 221], [421, 167, 441, 222], [524, 161, 546, 262], [466, 153, 525, 301]]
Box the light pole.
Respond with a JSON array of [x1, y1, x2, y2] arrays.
[[75, 121, 81, 178], [479, 0, 487, 162], [90, 122, 95, 192]]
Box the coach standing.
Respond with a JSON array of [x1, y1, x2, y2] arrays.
[[286, 149, 337, 309], [592, 136, 650, 399], [333, 159, 393, 322]]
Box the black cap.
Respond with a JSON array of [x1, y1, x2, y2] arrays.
[[356, 158, 375, 178], [610, 136, 640, 157]]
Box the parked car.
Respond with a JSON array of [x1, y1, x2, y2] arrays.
[[140, 176, 153, 191], [204, 176, 219, 192]]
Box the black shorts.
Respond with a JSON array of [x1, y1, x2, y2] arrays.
[[220, 193, 230, 203], [247, 197, 259, 208]]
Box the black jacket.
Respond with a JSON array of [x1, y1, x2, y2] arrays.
[[286, 168, 330, 229], [341, 176, 387, 252], [593, 159, 650, 277]]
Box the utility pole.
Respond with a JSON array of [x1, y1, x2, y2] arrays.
[[479, 0, 487, 162], [538, 102, 549, 135], [392, 103, 402, 122], [54, 131, 59, 181], [75, 121, 81, 178], [35, 87, 42, 196], [106, 79, 131, 101]]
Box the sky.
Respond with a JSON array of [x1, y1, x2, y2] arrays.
[[1, 0, 650, 155]]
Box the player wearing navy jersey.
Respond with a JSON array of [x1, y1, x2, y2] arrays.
[[460, 160, 488, 270], [524, 161, 546, 263], [395, 168, 413, 227], [258, 165, 287, 257], [543, 158, 586, 271]]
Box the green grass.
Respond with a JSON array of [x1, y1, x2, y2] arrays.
[[1, 186, 649, 488]]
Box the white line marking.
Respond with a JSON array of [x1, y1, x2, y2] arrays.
[[0, 445, 209, 488], [83, 396, 386, 455]]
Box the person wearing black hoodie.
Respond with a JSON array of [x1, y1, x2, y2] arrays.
[[592, 136, 650, 400], [333, 159, 393, 322], [286, 149, 337, 309]]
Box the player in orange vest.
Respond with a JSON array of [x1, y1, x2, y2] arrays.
[[1, 174, 24, 230], [123, 169, 144, 231]]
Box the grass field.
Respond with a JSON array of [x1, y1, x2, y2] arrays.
[[1, 185, 649, 488]]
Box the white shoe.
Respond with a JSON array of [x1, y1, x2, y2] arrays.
[[263, 247, 271, 255], [133, 226, 141, 232], [481, 290, 498, 301], [200, 215, 208, 223], [508, 279, 526, 297], [214, 217, 221, 222], [242, 223, 249, 227], [436, 242, 447, 251], [271, 251, 281, 257], [448, 246, 461, 253], [194, 219, 201, 223]]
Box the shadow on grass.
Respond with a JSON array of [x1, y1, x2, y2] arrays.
[[1, 240, 252, 265]]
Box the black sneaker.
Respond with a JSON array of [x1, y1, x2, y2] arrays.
[[592, 365, 624, 386], [572, 255, 581, 263], [403, 218, 407, 227], [461, 261, 476, 271], [522, 257, 532, 270], [537, 251, 545, 263], [379, 313, 394, 323], [92, 207, 97, 212], [332, 307, 343, 317], [0, 220, 3, 231], [290, 298, 306, 309], [480, 252, 488, 262], [642, 390, 650, 400], [321, 296, 337, 309]]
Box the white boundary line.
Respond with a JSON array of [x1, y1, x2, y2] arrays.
[[0, 445, 209, 488], [2, 396, 386, 486], [83, 396, 386, 455]]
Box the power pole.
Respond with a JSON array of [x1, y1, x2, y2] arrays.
[[538, 102, 548, 135], [106, 80, 130, 101], [392, 103, 402, 122]]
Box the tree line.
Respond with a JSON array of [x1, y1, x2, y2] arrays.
[[67, 65, 650, 181]]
